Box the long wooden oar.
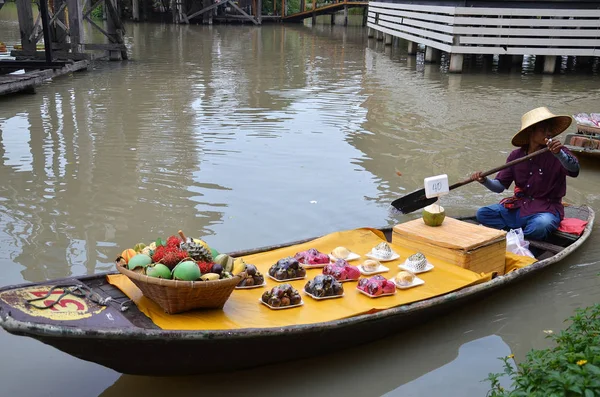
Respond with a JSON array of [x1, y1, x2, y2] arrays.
[[391, 147, 550, 214]]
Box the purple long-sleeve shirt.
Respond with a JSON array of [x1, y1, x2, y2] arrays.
[[494, 147, 579, 219]]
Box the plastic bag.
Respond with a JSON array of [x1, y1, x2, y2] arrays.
[[506, 228, 535, 258]]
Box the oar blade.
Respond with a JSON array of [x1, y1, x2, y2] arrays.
[[390, 189, 438, 214]]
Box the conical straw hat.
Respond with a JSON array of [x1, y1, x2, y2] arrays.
[[511, 107, 572, 147]]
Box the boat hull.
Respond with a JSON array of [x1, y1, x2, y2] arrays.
[[0, 206, 594, 375]]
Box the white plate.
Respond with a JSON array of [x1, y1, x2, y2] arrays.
[[356, 288, 396, 298], [304, 291, 344, 300], [357, 264, 390, 276], [393, 276, 425, 290], [398, 262, 434, 274], [259, 298, 304, 310], [299, 261, 332, 269], [365, 252, 400, 262], [329, 252, 360, 261], [235, 279, 267, 289], [267, 273, 307, 283]]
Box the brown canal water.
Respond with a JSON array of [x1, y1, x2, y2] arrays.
[[1, 4, 600, 396]]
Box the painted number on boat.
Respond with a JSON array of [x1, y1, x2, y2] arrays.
[[0, 286, 105, 321]]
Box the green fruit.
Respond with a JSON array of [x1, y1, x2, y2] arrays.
[[214, 254, 234, 273], [422, 203, 446, 227], [128, 254, 152, 270], [210, 247, 219, 258], [172, 260, 201, 281], [146, 263, 172, 279], [133, 243, 146, 253]]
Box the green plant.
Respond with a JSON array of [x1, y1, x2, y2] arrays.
[[486, 304, 600, 396], [90, 3, 103, 19]]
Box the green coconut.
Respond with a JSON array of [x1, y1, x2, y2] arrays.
[[127, 254, 152, 270], [422, 203, 446, 227], [172, 260, 201, 281], [146, 263, 172, 279]]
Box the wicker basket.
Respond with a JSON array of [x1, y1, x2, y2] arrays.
[[117, 264, 244, 314]]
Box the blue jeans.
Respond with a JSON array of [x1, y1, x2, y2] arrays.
[[476, 204, 560, 241]]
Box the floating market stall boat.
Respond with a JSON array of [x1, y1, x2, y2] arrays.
[[0, 206, 594, 376], [565, 113, 600, 158]]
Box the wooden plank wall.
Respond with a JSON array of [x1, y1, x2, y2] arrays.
[[367, 1, 600, 57]]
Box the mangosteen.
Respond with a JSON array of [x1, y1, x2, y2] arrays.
[[238, 279, 247, 287], [245, 277, 255, 286], [275, 269, 287, 280], [281, 296, 291, 306], [262, 291, 271, 303], [290, 294, 301, 305], [287, 268, 296, 278], [268, 297, 282, 307], [254, 275, 264, 285], [246, 264, 257, 276], [212, 264, 223, 275], [297, 268, 306, 278]]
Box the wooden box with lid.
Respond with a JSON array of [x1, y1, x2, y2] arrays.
[[392, 217, 507, 276]]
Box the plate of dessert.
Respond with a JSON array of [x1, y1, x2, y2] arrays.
[[260, 284, 304, 310], [357, 259, 389, 276], [398, 252, 434, 274], [393, 271, 425, 290], [235, 264, 267, 289], [294, 248, 332, 269], [365, 242, 400, 262], [267, 257, 307, 282], [329, 246, 360, 262], [304, 275, 344, 300], [323, 259, 361, 282], [357, 275, 397, 298]]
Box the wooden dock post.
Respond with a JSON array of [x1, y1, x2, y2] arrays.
[[343, 4, 348, 26], [16, 0, 36, 53], [407, 41, 416, 55], [67, 0, 84, 53], [257, 0, 262, 24], [132, 0, 140, 21], [368, 27, 374, 38]]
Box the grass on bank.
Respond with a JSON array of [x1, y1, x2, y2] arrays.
[[486, 304, 600, 396]]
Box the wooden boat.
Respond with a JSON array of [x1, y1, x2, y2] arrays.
[[0, 206, 594, 376], [563, 126, 600, 158]]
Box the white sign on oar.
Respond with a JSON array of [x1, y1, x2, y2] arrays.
[[424, 174, 449, 199]]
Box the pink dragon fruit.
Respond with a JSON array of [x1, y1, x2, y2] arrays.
[[381, 280, 396, 294], [323, 259, 360, 281], [294, 248, 330, 265]]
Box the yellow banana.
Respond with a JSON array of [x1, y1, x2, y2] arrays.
[[200, 273, 220, 281], [232, 258, 246, 275]]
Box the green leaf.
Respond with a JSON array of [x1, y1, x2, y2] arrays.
[[584, 389, 594, 397], [586, 364, 600, 375], [156, 237, 166, 247]]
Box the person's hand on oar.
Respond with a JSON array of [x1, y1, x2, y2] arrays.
[[470, 171, 487, 184]]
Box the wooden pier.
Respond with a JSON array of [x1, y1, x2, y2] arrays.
[[0, 60, 88, 96], [366, 0, 600, 73]]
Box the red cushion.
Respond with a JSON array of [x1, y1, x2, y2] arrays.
[[558, 218, 588, 236]]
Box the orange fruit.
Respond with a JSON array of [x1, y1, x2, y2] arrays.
[[121, 248, 137, 264]]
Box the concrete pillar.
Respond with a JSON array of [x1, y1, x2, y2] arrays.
[[384, 33, 392, 45], [543, 55, 557, 74], [449, 53, 464, 73], [376, 30, 384, 41], [367, 27, 374, 38], [407, 40, 416, 55], [424, 46, 440, 63], [362, 7, 367, 26], [331, 13, 335, 25]]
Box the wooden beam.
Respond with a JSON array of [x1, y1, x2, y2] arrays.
[[104, 0, 128, 59], [67, 0, 84, 52], [227, 0, 258, 24], [84, 16, 116, 43], [186, 1, 225, 22], [16, 0, 36, 53]]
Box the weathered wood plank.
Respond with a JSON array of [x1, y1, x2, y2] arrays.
[[16, 0, 36, 53], [0, 60, 88, 96], [67, 0, 85, 53], [227, 0, 259, 24]]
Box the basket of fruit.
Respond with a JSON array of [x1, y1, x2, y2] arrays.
[[115, 230, 245, 314]]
